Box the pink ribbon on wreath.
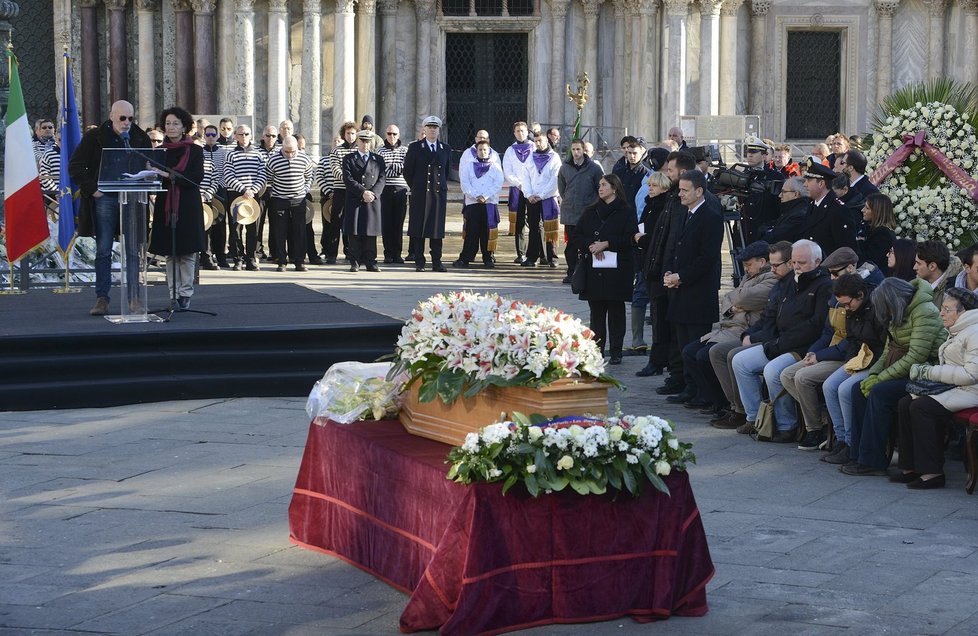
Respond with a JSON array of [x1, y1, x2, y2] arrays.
[[870, 130, 978, 202]]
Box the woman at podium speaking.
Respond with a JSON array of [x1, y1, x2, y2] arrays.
[[149, 106, 206, 310]]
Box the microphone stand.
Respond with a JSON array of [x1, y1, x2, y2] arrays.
[[141, 146, 217, 321]]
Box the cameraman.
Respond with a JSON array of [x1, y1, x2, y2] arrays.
[[739, 136, 784, 241]]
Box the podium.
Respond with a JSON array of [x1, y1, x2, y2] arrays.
[[97, 147, 166, 324]]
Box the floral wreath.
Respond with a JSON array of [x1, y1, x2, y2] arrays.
[[867, 80, 978, 247]]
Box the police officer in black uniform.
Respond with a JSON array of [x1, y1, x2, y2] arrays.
[[738, 136, 784, 241], [798, 158, 858, 257]]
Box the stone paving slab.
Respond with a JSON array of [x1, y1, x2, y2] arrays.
[[5, 252, 978, 635]]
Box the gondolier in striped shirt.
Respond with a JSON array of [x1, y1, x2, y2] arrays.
[[319, 121, 359, 263], [377, 124, 409, 264], [266, 135, 315, 272], [223, 124, 267, 270], [201, 124, 230, 269]]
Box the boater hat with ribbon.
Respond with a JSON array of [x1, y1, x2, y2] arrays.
[[229, 196, 261, 225]]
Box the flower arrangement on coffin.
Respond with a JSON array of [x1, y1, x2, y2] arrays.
[[867, 79, 978, 247], [446, 410, 695, 497], [388, 291, 621, 405]]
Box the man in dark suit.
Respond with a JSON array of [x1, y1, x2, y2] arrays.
[[342, 129, 387, 272], [662, 169, 725, 404], [403, 115, 452, 272], [799, 158, 858, 256], [835, 149, 879, 216]]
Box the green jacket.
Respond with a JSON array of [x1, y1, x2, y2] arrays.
[[866, 278, 946, 382]]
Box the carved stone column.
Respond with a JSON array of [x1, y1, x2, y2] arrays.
[[173, 0, 195, 109], [355, 0, 378, 121], [637, 0, 658, 136], [301, 0, 322, 153], [661, 0, 690, 135], [581, 0, 602, 126], [414, 0, 435, 122], [334, 0, 356, 133], [134, 0, 156, 125], [718, 0, 742, 116], [748, 0, 770, 128], [104, 0, 129, 103], [192, 0, 216, 114], [549, 0, 570, 125], [963, 1, 978, 90], [79, 0, 101, 124], [612, 0, 628, 128], [378, 0, 398, 127], [924, 0, 946, 80], [875, 1, 899, 103], [233, 0, 256, 123], [699, 0, 721, 116], [267, 0, 288, 125], [628, 0, 643, 132]]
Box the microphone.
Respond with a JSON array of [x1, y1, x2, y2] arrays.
[[121, 131, 131, 153]]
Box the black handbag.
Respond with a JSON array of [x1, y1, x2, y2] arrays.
[[906, 378, 956, 396], [571, 256, 589, 294]]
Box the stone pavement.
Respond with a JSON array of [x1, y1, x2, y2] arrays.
[[4, 229, 978, 635]]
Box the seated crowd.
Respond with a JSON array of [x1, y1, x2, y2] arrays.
[[675, 235, 978, 490]]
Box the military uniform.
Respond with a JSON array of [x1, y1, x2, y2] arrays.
[[799, 161, 858, 257]]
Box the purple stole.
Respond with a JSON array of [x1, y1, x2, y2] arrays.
[[471, 158, 499, 229], [507, 142, 532, 212]]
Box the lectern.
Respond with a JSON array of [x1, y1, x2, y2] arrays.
[[97, 147, 166, 324]]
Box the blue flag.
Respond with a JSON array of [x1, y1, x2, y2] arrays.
[[58, 53, 82, 254]]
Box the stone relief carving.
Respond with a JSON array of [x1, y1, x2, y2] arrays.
[[581, 0, 603, 19], [358, 0, 378, 15], [190, 0, 216, 13], [662, 0, 690, 16], [103, 0, 129, 9], [549, 0, 570, 19], [701, 0, 722, 17], [415, 0, 435, 19], [377, 0, 398, 14], [721, 0, 745, 16], [750, 0, 771, 16], [875, 0, 900, 17]]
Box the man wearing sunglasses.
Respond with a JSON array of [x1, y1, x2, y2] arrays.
[[69, 100, 151, 316], [33, 118, 57, 164]]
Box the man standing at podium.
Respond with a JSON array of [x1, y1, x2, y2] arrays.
[[69, 100, 152, 316]]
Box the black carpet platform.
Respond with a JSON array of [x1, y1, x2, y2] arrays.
[[0, 284, 403, 411]]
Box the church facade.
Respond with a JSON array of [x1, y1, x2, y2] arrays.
[[35, 0, 978, 156]]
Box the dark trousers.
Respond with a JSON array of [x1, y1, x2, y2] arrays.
[[305, 222, 319, 261], [683, 340, 726, 407], [322, 190, 345, 260], [258, 193, 272, 258], [897, 394, 951, 475], [381, 185, 408, 260], [564, 224, 579, 274], [227, 190, 257, 264], [851, 378, 907, 469], [524, 200, 546, 264], [269, 197, 307, 265], [204, 188, 227, 265], [411, 237, 443, 266], [459, 203, 492, 264], [589, 300, 626, 358], [513, 193, 527, 260], [349, 235, 378, 266], [646, 295, 672, 368], [675, 322, 712, 394]]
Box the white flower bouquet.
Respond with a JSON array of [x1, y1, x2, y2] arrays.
[[446, 410, 695, 497], [307, 362, 404, 424], [389, 291, 621, 405]]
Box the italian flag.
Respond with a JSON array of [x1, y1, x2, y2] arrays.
[[3, 52, 47, 263]]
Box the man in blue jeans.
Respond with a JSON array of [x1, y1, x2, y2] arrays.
[[68, 100, 152, 315], [731, 239, 833, 441]]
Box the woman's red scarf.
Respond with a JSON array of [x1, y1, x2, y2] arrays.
[[162, 135, 195, 227]]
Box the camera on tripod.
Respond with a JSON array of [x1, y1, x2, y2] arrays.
[[709, 163, 784, 199]]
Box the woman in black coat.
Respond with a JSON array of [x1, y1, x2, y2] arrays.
[[149, 106, 206, 310], [857, 192, 896, 272], [571, 174, 639, 364]]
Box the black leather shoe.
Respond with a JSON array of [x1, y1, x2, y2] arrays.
[[683, 398, 711, 410], [906, 474, 945, 489], [666, 392, 694, 404], [349, 263, 359, 272], [513, 257, 524, 264], [276, 264, 287, 272], [656, 383, 685, 396], [416, 264, 426, 272], [452, 259, 468, 268], [384, 257, 394, 264], [295, 264, 307, 272], [888, 470, 921, 484], [366, 264, 380, 272], [308, 257, 325, 266], [609, 356, 623, 365], [392, 257, 405, 264], [562, 275, 571, 284], [636, 364, 664, 377], [520, 261, 536, 267], [432, 263, 448, 272], [325, 258, 337, 265]]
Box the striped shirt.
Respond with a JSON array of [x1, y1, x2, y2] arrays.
[[223, 144, 267, 194], [315, 154, 333, 196], [39, 145, 60, 193], [202, 144, 228, 190], [328, 143, 358, 189], [200, 155, 218, 200], [33, 137, 55, 165], [266, 149, 315, 199], [378, 143, 408, 189]]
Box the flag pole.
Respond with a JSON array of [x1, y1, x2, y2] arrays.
[[2, 42, 27, 295], [53, 44, 81, 294]]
